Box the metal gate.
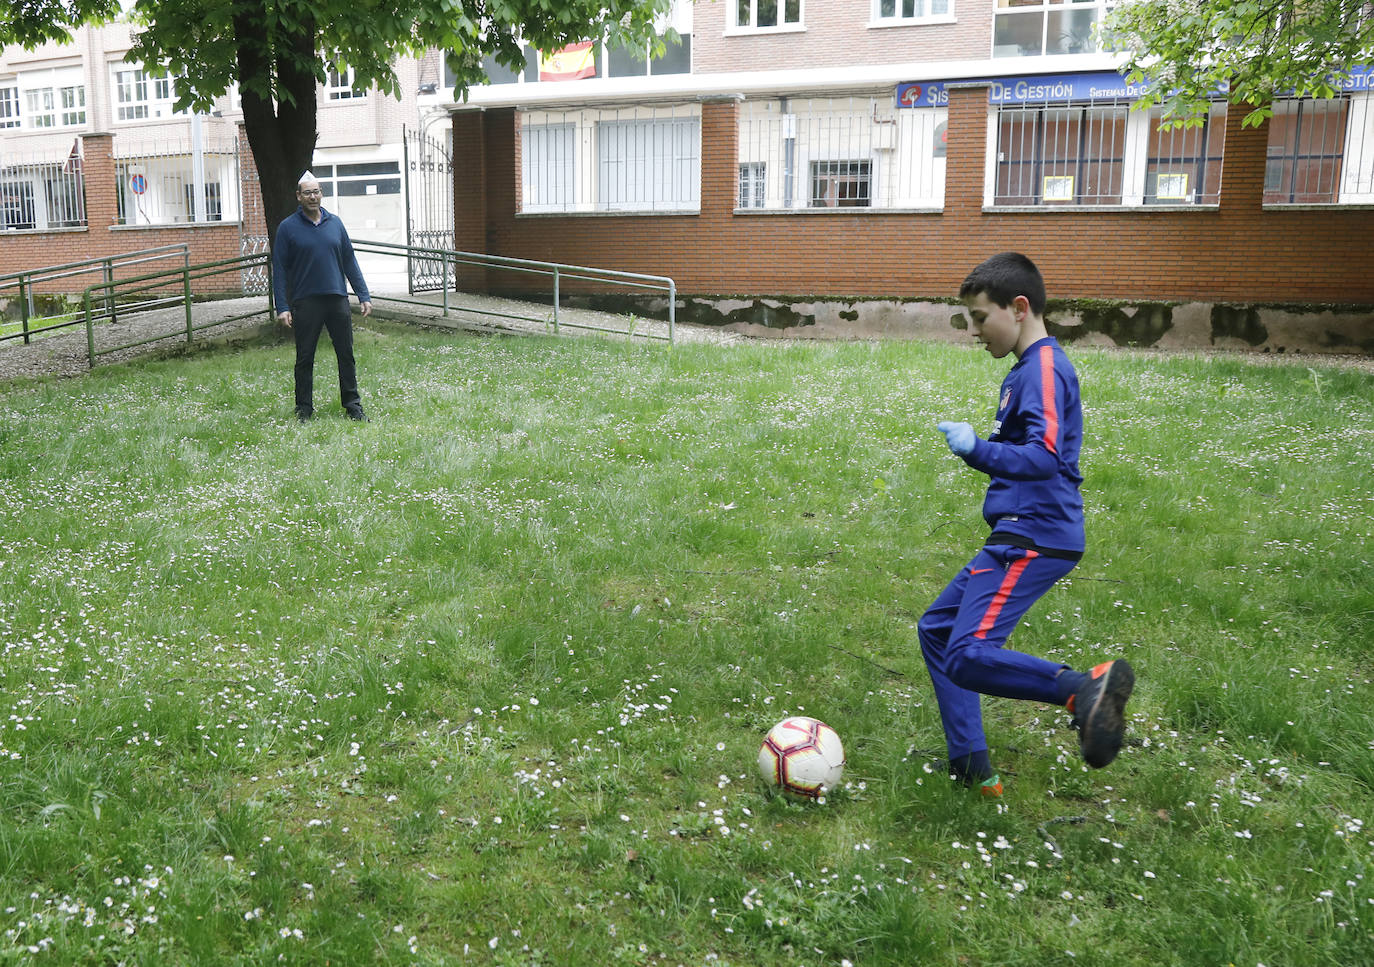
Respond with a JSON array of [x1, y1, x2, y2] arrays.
[[403, 126, 455, 293], [237, 137, 270, 295]]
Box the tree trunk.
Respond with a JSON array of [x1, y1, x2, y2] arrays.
[[232, 4, 319, 247]]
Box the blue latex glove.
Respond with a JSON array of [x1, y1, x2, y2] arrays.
[[937, 421, 978, 457]]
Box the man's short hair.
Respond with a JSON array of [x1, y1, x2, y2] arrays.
[[959, 252, 1046, 317]]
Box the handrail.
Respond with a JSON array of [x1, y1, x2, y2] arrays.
[[82, 251, 273, 367], [352, 238, 677, 344], [1, 244, 190, 346]]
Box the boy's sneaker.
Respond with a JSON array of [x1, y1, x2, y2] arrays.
[[1066, 659, 1135, 768]]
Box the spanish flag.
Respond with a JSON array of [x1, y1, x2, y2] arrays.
[[539, 41, 596, 81]]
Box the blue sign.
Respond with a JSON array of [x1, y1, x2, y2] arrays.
[[898, 65, 1374, 107], [1337, 64, 1374, 91], [130, 173, 147, 195]]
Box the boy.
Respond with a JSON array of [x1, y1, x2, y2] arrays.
[[921, 252, 1133, 797]]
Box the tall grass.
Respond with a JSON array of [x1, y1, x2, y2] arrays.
[[0, 324, 1371, 965]]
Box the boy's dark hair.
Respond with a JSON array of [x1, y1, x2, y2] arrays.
[[959, 252, 1047, 317]]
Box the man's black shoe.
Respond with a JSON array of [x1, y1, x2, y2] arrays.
[[295, 407, 314, 422], [345, 406, 369, 422]]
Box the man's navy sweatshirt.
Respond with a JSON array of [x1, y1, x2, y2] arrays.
[[272, 207, 370, 314]]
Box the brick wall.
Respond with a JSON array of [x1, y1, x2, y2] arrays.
[[450, 87, 1374, 308], [1, 133, 252, 299], [691, 0, 990, 74]]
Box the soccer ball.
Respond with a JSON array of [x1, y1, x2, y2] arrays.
[[757, 716, 845, 799]]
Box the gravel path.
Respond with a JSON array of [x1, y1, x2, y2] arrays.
[[1, 291, 1367, 386], [0, 290, 746, 386]]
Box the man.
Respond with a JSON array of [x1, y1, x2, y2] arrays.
[[272, 171, 373, 422]]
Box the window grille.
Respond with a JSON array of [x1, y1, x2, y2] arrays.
[[0, 155, 85, 230], [811, 159, 872, 207], [1265, 97, 1348, 204], [1145, 104, 1225, 205], [737, 95, 946, 210], [739, 162, 767, 208], [114, 137, 242, 225], [516, 105, 701, 214], [522, 123, 577, 211], [597, 117, 699, 211], [995, 104, 1129, 205]]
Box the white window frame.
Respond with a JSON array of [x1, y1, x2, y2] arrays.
[[326, 66, 367, 100], [24, 88, 56, 128], [0, 84, 19, 128], [112, 65, 185, 122], [992, 0, 1117, 58], [738, 161, 767, 208], [730, 0, 804, 33], [522, 122, 577, 212], [871, 0, 954, 27], [60, 85, 86, 126], [596, 115, 700, 212]]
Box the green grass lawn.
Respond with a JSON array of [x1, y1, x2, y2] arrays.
[[1, 324, 1371, 966]]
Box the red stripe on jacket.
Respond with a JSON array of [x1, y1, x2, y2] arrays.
[[1039, 346, 1059, 455]]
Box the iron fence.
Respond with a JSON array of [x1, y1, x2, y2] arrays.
[[737, 94, 947, 210], [113, 134, 243, 226], [0, 149, 86, 230], [1265, 95, 1374, 204], [993, 96, 1228, 207], [519, 103, 701, 214]]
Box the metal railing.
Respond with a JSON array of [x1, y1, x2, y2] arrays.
[[83, 252, 272, 367], [352, 239, 678, 343], [0, 244, 190, 346]]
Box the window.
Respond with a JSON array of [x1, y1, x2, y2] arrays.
[[995, 104, 1127, 204], [114, 68, 149, 120], [1, 181, 37, 230], [1, 85, 21, 128], [522, 123, 576, 211], [735, 0, 802, 30], [45, 171, 85, 227], [60, 86, 85, 126], [183, 182, 223, 221], [1265, 98, 1348, 204], [739, 162, 767, 208], [597, 116, 700, 211], [112, 67, 183, 121], [810, 159, 871, 207], [327, 66, 366, 100], [24, 88, 56, 128], [994, 0, 1116, 58], [874, 0, 951, 23], [1144, 103, 1225, 205]]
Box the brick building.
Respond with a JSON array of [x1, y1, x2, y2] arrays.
[[1, 19, 438, 290], [431, 0, 1374, 348]]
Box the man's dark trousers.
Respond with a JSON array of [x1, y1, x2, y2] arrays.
[[292, 294, 359, 414]]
